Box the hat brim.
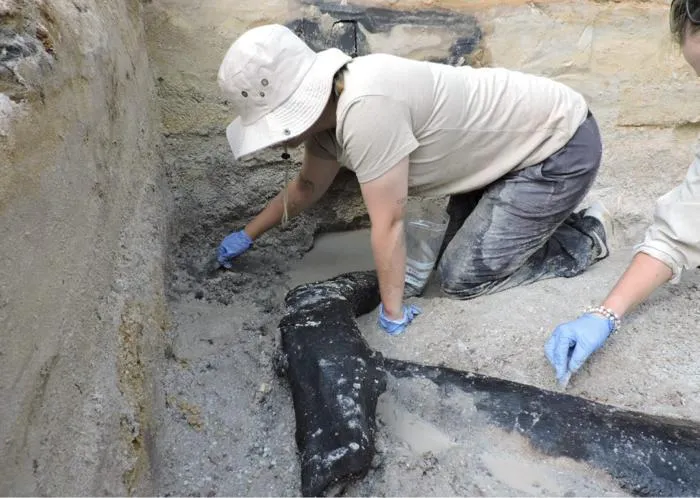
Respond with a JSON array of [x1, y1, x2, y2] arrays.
[[225, 48, 352, 161]]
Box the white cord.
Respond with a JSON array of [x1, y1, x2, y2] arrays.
[[281, 146, 290, 227]]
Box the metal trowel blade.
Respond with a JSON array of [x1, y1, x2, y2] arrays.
[[198, 255, 224, 278]]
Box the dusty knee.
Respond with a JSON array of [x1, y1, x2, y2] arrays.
[[439, 252, 516, 284], [438, 260, 482, 299], [439, 274, 491, 300], [438, 255, 518, 299]]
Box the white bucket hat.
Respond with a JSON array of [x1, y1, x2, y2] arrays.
[[218, 24, 352, 160]]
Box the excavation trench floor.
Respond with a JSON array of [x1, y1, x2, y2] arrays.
[[156, 225, 699, 496], [287, 229, 374, 288], [291, 225, 700, 423]]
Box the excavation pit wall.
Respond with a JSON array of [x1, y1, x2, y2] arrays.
[[2, 0, 700, 496], [1, 0, 166, 495]]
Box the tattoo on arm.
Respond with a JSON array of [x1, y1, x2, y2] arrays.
[[298, 172, 316, 195]]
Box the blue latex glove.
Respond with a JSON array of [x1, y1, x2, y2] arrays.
[[544, 313, 614, 385], [217, 230, 253, 268], [378, 303, 422, 336]]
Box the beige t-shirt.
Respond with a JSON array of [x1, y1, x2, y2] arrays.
[[308, 53, 589, 197]]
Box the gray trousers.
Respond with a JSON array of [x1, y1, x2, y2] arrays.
[[436, 112, 605, 300]]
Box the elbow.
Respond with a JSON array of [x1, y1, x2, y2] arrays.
[[370, 214, 404, 245], [390, 216, 404, 234], [634, 236, 685, 284]]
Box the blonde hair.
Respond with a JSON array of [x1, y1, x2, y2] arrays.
[[333, 67, 346, 98]]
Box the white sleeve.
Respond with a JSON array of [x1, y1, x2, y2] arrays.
[[634, 149, 700, 283]]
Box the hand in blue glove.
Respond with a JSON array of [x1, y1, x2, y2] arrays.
[[217, 230, 253, 268], [378, 303, 422, 336], [544, 313, 614, 385]]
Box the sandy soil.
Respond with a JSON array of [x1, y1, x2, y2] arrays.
[[357, 249, 700, 421], [287, 191, 699, 425]]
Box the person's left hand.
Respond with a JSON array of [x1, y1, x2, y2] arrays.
[[217, 229, 253, 268], [544, 313, 613, 385], [378, 303, 422, 336]]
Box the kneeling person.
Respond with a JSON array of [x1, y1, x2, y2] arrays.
[[216, 24, 611, 335]]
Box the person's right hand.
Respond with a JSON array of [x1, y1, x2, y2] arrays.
[[378, 303, 422, 336], [217, 230, 253, 268], [544, 313, 614, 385]]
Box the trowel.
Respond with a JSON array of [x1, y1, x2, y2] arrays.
[[195, 254, 226, 278]]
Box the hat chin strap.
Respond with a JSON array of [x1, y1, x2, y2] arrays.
[[281, 145, 291, 227]]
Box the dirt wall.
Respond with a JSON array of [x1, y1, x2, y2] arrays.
[[0, 0, 166, 495]]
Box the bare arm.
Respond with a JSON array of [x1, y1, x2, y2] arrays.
[[244, 147, 341, 240], [600, 253, 673, 318], [359, 156, 410, 320]]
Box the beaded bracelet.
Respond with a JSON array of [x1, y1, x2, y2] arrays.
[[583, 305, 621, 333]]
